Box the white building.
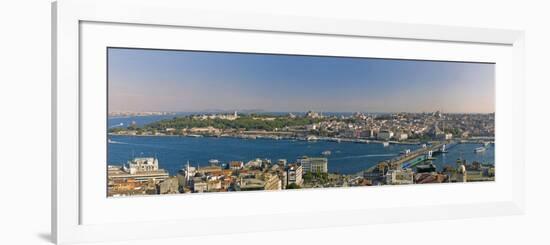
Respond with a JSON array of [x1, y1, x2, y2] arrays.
[[305, 124, 318, 131], [298, 157, 328, 173], [286, 164, 304, 186], [396, 133, 408, 141], [229, 161, 244, 170], [128, 157, 160, 174], [377, 130, 394, 141]]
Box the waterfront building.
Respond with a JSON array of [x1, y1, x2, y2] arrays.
[[359, 129, 374, 138], [229, 161, 244, 170], [277, 159, 287, 167], [286, 164, 304, 186], [108, 157, 169, 183], [396, 133, 408, 141], [377, 130, 394, 140], [245, 159, 262, 168], [128, 157, 160, 174], [385, 169, 414, 185], [299, 157, 328, 173], [260, 159, 272, 169]]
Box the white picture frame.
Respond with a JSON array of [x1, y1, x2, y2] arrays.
[[52, 0, 525, 244]]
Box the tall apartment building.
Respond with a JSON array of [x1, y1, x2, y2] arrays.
[[298, 157, 328, 173], [286, 164, 304, 186]]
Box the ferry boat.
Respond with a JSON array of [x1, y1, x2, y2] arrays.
[[321, 150, 332, 156], [306, 136, 318, 141], [474, 147, 486, 153]]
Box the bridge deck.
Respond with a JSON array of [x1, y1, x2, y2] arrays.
[[366, 142, 447, 172]]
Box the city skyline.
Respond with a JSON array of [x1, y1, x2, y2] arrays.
[[108, 48, 495, 113]]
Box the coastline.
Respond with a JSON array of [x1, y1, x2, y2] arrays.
[[108, 132, 427, 145]]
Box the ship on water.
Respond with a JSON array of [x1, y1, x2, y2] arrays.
[[474, 147, 486, 153]]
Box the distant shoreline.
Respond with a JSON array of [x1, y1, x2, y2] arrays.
[[108, 132, 493, 146]]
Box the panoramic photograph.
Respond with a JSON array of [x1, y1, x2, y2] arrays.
[[107, 47, 495, 197]]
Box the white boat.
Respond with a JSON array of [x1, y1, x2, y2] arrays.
[[306, 136, 318, 141], [321, 150, 332, 156], [382, 142, 390, 147], [474, 147, 486, 153]]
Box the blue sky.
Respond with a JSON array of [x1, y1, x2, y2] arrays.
[[108, 48, 494, 113]]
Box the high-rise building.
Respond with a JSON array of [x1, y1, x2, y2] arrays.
[[263, 173, 282, 191], [286, 164, 303, 186], [299, 157, 328, 173]]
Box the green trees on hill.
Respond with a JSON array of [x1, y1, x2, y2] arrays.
[[143, 115, 321, 131]]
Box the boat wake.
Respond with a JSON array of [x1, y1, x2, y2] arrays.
[[108, 140, 128, 145]]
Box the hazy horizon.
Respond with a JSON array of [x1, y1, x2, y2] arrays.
[[108, 48, 495, 114]]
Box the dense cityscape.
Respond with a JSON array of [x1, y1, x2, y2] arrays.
[[107, 47, 495, 197], [107, 110, 495, 197]]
